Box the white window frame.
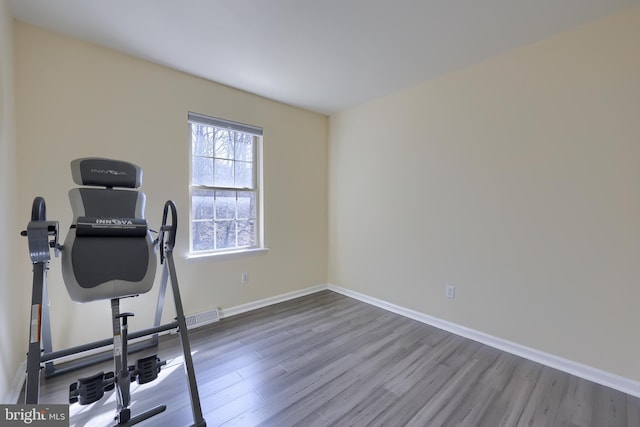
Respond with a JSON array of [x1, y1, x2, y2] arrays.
[[188, 112, 266, 257]]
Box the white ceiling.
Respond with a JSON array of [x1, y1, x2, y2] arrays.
[[8, 0, 640, 115]]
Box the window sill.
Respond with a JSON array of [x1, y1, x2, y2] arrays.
[[185, 247, 269, 261]]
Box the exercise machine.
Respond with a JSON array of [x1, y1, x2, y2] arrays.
[[22, 158, 206, 426]]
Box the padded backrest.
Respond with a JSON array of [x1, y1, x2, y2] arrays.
[[61, 158, 157, 303]]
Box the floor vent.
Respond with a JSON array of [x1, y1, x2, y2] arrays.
[[185, 308, 220, 330]]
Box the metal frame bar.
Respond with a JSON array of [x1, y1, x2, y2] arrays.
[[25, 262, 45, 404], [162, 200, 206, 426]]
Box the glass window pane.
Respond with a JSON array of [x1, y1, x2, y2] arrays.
[[215, 220, 236, 250], [214, 159, 234, 187], [235, 161, 253, 188], [192, 189, 214, 220], [192, 221, 214, 252], [215, 191, 236, 220], [192, 156, 213, 186], [214, 129, 234, 160], [191, 124, 214, 157], [234, 134, 253, 162], [237, 192, 256, 219], [237, 220, 255, 247]]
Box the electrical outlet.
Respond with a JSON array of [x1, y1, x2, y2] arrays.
[[241, 272, 249, 285], [445, 285, 455, 299]]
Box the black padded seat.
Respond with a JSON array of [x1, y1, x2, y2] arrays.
[[61, 158, 157, 303]]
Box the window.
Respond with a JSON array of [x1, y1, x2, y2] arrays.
[[189, 112, 263, 255]]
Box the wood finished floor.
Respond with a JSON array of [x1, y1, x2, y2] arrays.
[[35, 290, 640, 426]]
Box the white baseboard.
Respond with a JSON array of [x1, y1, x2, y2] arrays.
[[327, 284, 640, 398], [220, 285, 327, 319], [4, 360, 26, 404]]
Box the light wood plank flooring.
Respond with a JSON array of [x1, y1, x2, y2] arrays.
[[34, 290, 640, 426]]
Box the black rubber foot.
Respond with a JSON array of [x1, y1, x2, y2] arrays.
[[113, 405, 166, 426]]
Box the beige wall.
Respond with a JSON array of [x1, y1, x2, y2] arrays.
[[14, 22, 328, 350], [0, 0, 23, 403], [329, 7, 640, 380]]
